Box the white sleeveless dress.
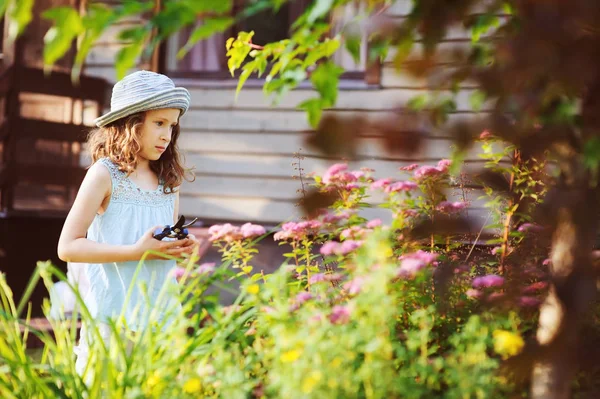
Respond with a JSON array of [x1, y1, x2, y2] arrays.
[[80, 157, 180, 330]]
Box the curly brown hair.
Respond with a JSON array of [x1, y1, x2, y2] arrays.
[[87, 112, 194, 193]]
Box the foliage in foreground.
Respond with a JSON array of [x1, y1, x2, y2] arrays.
[[0, 158, 554, 399]]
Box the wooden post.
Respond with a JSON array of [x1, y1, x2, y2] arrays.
[[150, 0, 163, 72]]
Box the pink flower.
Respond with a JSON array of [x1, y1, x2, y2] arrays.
[[320, 241, 339, 256], [400, 164, 419, 171], [319, 240, 362, 256], [437, 159, 452, 173], [400, 250, 439, 265], [491, 246, 502, 255], [339, 240, 362, 255], [479, 130, 492, 139], [322, 163, 348, 184], [414, 165, 443, 180], [241, 223, 266, 238], [466, 288, 483, 299], [399, 209, 419, 218], [542, 258, 551, 266], [208, 223, 242, 242], [518, 223, 544, 233], [329, 305, 351, 325], [351, 171, 365, 179], [295, 291, 313, 303], [437, 201, 468, 213], [472, 274, 504, 288], [522, 281, 548, 294], [366, 219, 382, 229], [344, 183, 360, 191], [172, 267, 186, 279], [384, 181, 418, 193], [322, 211, 352, 224], [340, 226, 365, 240], [309, 273, 327, 284], [274, 231, 292, 241], [197, 262, 216, 274], [290, 291, 313, 310], [371, 178, 392, 190], [396, 258, 428, 278], [519, 296, 541, 308], [396, 250, 439, 278], [343, 276, 366, 295]]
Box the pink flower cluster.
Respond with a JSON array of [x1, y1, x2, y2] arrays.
[[343, 276, 367, 295], [208, 223, 266, 242], [472, 274, 504, 288], [329, 305, 351, 324], [320, 240, 363, 256], [384, 181, 418, 193], [172, 262, 216, 280], [321, 211, 353, 224], [322, 163, 366, 190], [517, 223, 545, 233], [309, 272, 343, 284], [413, 159, 452, 181], [290, 291, 314, 312], [274, 220, 322, 241], [396, 250, 439, 278], [436, 201, 468, 213]]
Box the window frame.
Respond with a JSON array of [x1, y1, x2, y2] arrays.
[[159, 2, 381, 86]]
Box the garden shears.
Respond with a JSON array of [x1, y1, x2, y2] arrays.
[[153, 215, 199, 240]]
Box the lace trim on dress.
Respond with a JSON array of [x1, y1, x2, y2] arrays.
[[97, 158, 174, 207]]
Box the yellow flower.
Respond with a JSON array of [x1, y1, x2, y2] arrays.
[[280, 349, 302, 363], [183, 378, 202, 394], [302, 371, 322, 394], [145, 372, 164, 396], [493, 330, 524, 359], [247, 284, 260, 295]]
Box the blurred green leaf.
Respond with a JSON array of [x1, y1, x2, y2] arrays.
[[307, 0, 334, 23], [116, 40, 146, 80], [42, 7, 84, 68], [7, 0, 34, 40], [310, 61, 344, 107], [469, 90, 486, 112], [178, 17, 234, 59], [583, 137, 600, 172], [73, 4, 117, 80], [298, 98, 324, 128]]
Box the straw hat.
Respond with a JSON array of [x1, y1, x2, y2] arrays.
[[94, 70, 191, 127]]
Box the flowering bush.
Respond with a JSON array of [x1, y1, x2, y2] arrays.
[[0, 158, 558, 398]]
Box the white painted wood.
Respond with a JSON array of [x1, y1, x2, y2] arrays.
[[183, 152, 503, 179], [178, 131, 504, 160], [186, 87, 492, 112], [181, 108, 491, 133]]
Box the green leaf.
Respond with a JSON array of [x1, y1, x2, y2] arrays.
[[178, 17, 234, 59], [7, 0, 34, 40], [298, 98, 323, 128], [236, 68, 253, 99], [310, 61, 344, 107], [407, 94, 429, 110], [307, 0, 334, 23], [72, 4, 116, 80], [116, 41, 145, 80], [42, 7, 84, 68], [345, 36, 361, 64], [469, 90, 486, 112], [584, 137, 600, 172]]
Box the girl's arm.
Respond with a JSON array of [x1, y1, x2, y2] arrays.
[[58, 163, 191, 263]]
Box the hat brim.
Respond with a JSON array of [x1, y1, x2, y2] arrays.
[[94, 87, 191, 127]]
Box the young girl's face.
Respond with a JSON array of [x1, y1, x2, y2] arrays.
[[139, 108, 180, 161]]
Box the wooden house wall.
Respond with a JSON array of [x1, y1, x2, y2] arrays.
[[83, 0, 500, 226]]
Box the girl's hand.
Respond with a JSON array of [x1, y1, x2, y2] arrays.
[[133, 226, 197, 260]]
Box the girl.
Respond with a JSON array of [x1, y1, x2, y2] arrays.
[[57, 70, 198, 375]]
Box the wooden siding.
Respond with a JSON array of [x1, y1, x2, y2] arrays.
[[83, 0, 501, 226]]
